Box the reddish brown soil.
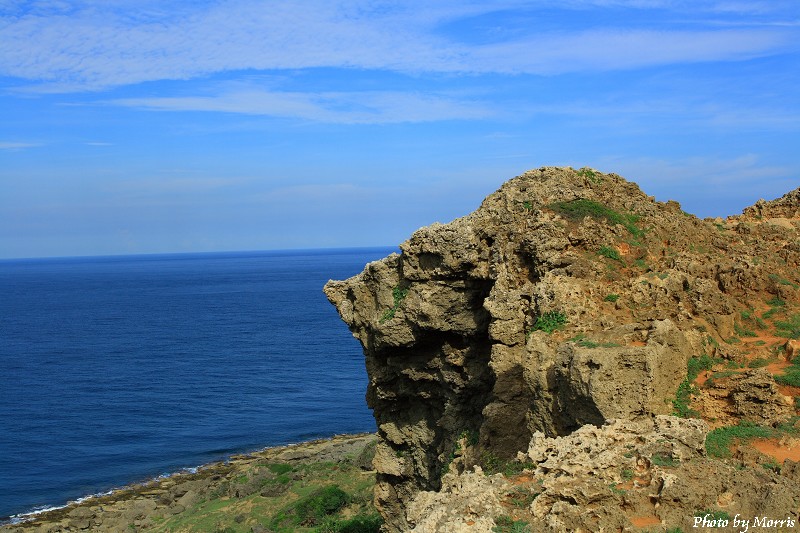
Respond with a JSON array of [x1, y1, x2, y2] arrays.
[[751, 438, 800, 463], [630, 515, 661, 528]]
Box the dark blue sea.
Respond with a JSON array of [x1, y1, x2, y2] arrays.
[[0, 248, 391, 522]]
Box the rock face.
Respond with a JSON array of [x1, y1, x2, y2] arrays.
[[324, 167, 800, 531]]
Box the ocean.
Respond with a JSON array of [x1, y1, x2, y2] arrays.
[[0, 248, 392, 522]]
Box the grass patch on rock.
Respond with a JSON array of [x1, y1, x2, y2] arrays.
[[548, 199, 644, 238]]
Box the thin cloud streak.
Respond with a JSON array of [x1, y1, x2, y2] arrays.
[[111, 89, 492, 123], [0, 141, 40, 150], [0, 1, 796, 90]]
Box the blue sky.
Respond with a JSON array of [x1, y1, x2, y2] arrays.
[[1, 1, 799, 259]]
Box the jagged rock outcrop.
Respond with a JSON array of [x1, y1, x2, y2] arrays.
[[324, 167, 800, 531]]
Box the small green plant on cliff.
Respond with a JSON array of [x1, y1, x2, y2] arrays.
[[576, 166, 602, 183], [776, 314, 800, 339], [705, 421, 776, 458], [531, 311, 567, 334], [769, 273, 800, 289], [379, 285, 409, 323], [695, 509, 731, 522], [598, 245, 621, 261], [673, 354, 720, 418], [651, 452, 679, 467], [604, 293, 620, 302], [318, 514, 383, 533], [272, 485, 351, 528], [776, 356, 800, 387], [748, 357, 771, 368], [548, 198, 644, 238], [734, 323, 757, 338], [493, 515, 532, 533]]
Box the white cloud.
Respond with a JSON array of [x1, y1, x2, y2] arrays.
[[0, 141, 40, 150], [0, 0, 796, 90], [598, 154, 797, 216], [110, 88, 491, 123]]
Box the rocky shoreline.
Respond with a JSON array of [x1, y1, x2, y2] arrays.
[[2, 433, 378, 532]]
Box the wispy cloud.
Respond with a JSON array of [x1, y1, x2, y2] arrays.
[[600, 153, 797, 216], [110, 89, 491, 123], [0, 141, 40, 150], [0, 1, 796, 91]]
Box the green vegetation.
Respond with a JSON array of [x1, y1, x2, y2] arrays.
[[705, 421, 776, 458], [621, 468, 634, 481], [775, 356, 800, 387], [769, 273, 799, 289], [548, 199, 644, 238], [748, 357, 770, 368], [318, 514, 383, 532], [599, 245, 621, 261], [688, 354, 720, 380], [479, 451, 534, 477], [695, 510, 732, 522], [651, 453, 679, 468], [734, 323, 757, 337], [576, 167, 601, 183], [609, 482, 626, 495], [531, 311, 567, 334], [147, 439, 381, 533], [776, 314, 800, 339], [379, 285, 409, 323], [767, 297, 786, 308], [506, 487, 539, 509], [705, 370, 738, 388], [604, 293, 620, 302], [574, 338, 620, 349], [286, 486, 350, 527], [673, 355, 720, 418], [493, 516, 532, 533]]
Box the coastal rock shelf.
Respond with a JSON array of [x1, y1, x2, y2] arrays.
[[325, 166, 800, 531]]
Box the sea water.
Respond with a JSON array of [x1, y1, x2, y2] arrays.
[[0, 248, 391, 521]]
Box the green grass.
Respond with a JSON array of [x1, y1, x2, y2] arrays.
[[576, 167, 601, 183], [531, 311, 567, 334], [769, 273, 799, 289], [748, 358, 770, 368], [767, 297, 786, 307], [493, 516, 532, 533], [673, 355, 720, 418], [651, 453, 679, 467], [776, 357, 800, 387], [548, 199, 644, 238], [604, 293, 620, 302], [776, 314, 800, 339], [695, 510, 732, 522], [734, 323, 757, 337], [270, 485, 351, 530], [506, 487, 539, 509], [148, 440, 379, 533], [598, 245, 621, 261], [318, 514, 383, 532], [705, 422, 776, 458], [609, 482, 626, 495], [379, 285, 409, 323]]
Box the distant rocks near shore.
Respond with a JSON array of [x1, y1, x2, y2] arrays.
[[2, 433, 377, 533]]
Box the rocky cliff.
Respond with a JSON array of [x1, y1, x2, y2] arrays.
[[325, 167, 800, 532]]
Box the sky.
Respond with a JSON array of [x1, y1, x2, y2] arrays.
[[1, 1, 799, 259]]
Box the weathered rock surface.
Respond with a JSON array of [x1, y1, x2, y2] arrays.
[[325, 166, 800, 531]]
